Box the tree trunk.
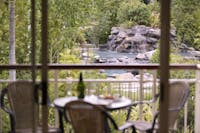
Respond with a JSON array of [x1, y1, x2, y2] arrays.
[[9, 0, 16, 81]]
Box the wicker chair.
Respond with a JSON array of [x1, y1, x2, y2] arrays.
[[126, 81, 189, 133], [0, 81, 61, 133], [64, 100, 136, 133]]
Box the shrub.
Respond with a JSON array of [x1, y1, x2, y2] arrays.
[[117, 0, 151, 26], [148, 2, 160, 28]]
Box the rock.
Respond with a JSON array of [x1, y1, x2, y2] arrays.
[[107, 58, 119, 63], [111, 27, 121, 35], [189, 51, 200, 56], [146, 37, 158, 44], [98, 58, 107, 63], [99, 69, 105, 73], [188, 47, 195, 51], [132, 34, 146, 44], [170, 29, 176, 38], [108, 35, 113, 41], [147, 28, 160, 39], [107, 25, 165, 53], [116, 45, 125, 53], [124, 43, 131, 49], [144, 50, 156, 60], [99, 44, 109, 51], [183, 56, 198, 60], [105, 25, 189, 62], [132, 25, 149, 35], [115, 37, 124, 44], [126, 29, 135, 36], [135, 53, 147, 60], [118, 31, 127, 39], [118, 56, 128, 62], [116, 72, 134, 79]]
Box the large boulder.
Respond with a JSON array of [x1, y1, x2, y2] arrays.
[[106, 25, 177, 54]]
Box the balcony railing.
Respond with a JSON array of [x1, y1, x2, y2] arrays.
[[0, 64, 199, 132]]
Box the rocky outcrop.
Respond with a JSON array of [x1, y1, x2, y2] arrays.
[[106, 25, 176, 53], [95, 25, 200, 65]]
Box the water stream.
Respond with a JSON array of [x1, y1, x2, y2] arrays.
[[92, 49, 138, 76]]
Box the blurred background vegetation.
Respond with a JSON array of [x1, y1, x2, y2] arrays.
[[0, 0, 200, 132]]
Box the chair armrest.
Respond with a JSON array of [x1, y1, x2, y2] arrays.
[[149, 107, 180, 131], [0, 88, 12, 114], [140, 93, 160, 105], [35, 83, 54, 107], [103, 106, 136, 132], [118, 121, 135, 131], [105, 106, 136, 132], [126, 93, 160, 121], [151, 111, 159, 130], [0, 88, 15, 132]]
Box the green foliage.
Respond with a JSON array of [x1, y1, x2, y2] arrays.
[[130, 104, 153, 121], [193, 9, 200, 50], [151, 47, 187, 64], [1, 0, 200, 132], [59, 48, 81, 64], [148, 2, 160, 28], [92, 0, 120, 43], [94, 14, 113, 44], [0, 2, 9, 65], [150, 49, 159, 63], [117, 0, 151, 27], [48, 0, 95, 63], [49, 0, 94, 27], [172, 0, 200, 50]]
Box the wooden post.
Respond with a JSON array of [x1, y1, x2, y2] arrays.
[[0, 84, 2, 132], [195, 65, 200, 132], [41, 0, 48, 132], [159, 0, 171, 132], [31, 0, 36, 132]]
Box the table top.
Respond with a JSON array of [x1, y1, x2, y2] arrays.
[[53, 95, 132, 111]]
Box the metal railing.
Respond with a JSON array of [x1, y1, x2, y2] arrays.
[[0, 64, 199, 132]]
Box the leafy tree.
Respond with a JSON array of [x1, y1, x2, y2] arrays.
[[0, 1, 9, 65], [117, 0, 151, 27], [91, 0, 121, 44], [193, 9, 200, 50], [171, 0, 200, 49], [48, 0, 95, 63]]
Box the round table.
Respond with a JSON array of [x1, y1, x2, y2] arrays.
[[53, 95, 133, 132], [53, 95, 132, 111]]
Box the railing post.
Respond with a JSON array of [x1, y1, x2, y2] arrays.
[[0, 84, 2, 132], [152, 70, 157, 115], [139, 70, 144, 120], [54, 70, 59, 127], [184, 101, 188, 133], [128, 83, 131, 98], [195, 65, 200, 133]]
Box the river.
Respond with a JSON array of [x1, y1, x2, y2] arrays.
[[92, 49, 138, 76], [93, 49, 136, 59]]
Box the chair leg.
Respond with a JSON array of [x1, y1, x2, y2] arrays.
[[146, 129, 153, 133], [132, 126, 136, 133], [58, 110, 64, 133]]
